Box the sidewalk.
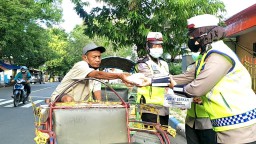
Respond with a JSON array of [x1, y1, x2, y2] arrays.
[[0, 83, 13, 88]]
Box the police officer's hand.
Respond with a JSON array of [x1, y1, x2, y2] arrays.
[[26, 80, 30, 84], [193, 97, 203, 104], [137, 77, 151, 87], [169, 76, 177, 89], [11, 80, 15, 83]]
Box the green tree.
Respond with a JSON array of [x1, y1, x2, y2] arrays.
[[0, 0, 62, 67], [45, 28, 69, 76], [72, 0, 225, 61]]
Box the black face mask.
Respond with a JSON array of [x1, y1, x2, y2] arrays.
[[188, 38, 201, 52]]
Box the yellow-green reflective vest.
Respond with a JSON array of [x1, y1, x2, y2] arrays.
[[136, 59, 169, 105], [197, 41, 256, 132], [187, 59, 210, 118]]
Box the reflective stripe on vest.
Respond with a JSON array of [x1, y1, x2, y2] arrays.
[[211, 108, 256, 127], [197, 41, 256, 131]]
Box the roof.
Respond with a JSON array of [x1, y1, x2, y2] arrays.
[[99, 57, 135, 73], [0, 61, 20, 70], [225, 4, 256, 37]]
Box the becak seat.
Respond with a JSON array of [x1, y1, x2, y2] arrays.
[[52, 103, 129, 144]]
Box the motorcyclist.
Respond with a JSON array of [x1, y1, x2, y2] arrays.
[[12, 66, 32, 99]]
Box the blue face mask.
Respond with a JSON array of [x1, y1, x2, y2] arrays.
[[191, 52, 201, 61]]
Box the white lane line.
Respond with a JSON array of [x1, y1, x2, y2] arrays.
[[4, 103, 14, 107], [0, 100, 13, 105], [21, 100, 44, 108], [31, 86, 55, 93], [0, 99, 5, 102]]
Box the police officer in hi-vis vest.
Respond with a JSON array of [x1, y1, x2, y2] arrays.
[[136, 32, 170, 126], [170, 14, 256, 144], [172, 15, 218, 144]]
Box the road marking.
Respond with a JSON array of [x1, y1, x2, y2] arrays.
[[31, 86, 55, 93], [21, 100, 44, 108], [0, 100, 13, 105], [0, 99, 45, 108], [4, 103, 14, 107]]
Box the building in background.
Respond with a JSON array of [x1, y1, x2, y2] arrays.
[[0, 61, 20, 86], [225, 3, 256, 92]]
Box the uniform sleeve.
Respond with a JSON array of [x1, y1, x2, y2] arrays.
[[137, 62, 153, 78], [71, 62, 94, 80], [172, 64, 196, 85], [184, 53, 232, 97]]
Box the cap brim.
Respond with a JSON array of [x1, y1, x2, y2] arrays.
[[85, 46, 106, 54], [94, 46, 106, 53]]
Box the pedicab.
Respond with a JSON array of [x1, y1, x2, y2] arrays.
[[32, 57, 176, 144]]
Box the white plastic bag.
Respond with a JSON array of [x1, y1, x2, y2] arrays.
[[127, 73, 145, 85]]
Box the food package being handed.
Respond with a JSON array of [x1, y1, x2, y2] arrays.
[[127, 73, 146, 85], [163, 88, 193, 109]]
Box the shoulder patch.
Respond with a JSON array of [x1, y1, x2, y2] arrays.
[[137, 56, 149, 64], [159, 57, 166, 61]]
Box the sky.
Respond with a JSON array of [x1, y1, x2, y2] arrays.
[[60, 0, 256, 33]]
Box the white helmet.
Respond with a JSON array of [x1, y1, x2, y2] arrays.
[[187, 14, 219, 29], [147, 32, 163, 44]]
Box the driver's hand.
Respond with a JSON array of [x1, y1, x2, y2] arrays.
[[119, 73, 133, 85], [45, 98, 51, 104], [11, 80, 15, 83], [61, 95, 74, 102], [26, 80, 30, 84]]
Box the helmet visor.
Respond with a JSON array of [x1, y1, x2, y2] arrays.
[[149, 40, 163, 44]]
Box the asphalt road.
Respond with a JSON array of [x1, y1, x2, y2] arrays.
[[0, 82, 186, 144], [0, 82, 59, 144]]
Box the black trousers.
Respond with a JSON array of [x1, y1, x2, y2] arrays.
[[141, 113, 169, 125], [24, 83, 31, 96], [185, 124, 217, 144]]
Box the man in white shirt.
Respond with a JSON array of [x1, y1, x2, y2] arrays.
[[51, 42, 133, 102]]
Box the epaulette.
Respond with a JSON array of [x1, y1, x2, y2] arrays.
[[159, 57, 166, 61], [136, 56, 149, 64]]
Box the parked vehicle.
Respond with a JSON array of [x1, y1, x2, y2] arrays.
[[31, 75, 41, 84], [12, 78, 28, 107], [29, 69, 43, 84]]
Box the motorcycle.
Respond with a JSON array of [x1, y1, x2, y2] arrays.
[[12, 78, 29, 107]]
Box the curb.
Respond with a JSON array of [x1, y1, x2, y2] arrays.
[[169, 116, 186, 138]]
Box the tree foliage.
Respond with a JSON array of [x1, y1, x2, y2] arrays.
[[0, 0, 62, 67], [45, 28, 69, 76], [45, 25, 134, 76], [72, 0, 225, 60]]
